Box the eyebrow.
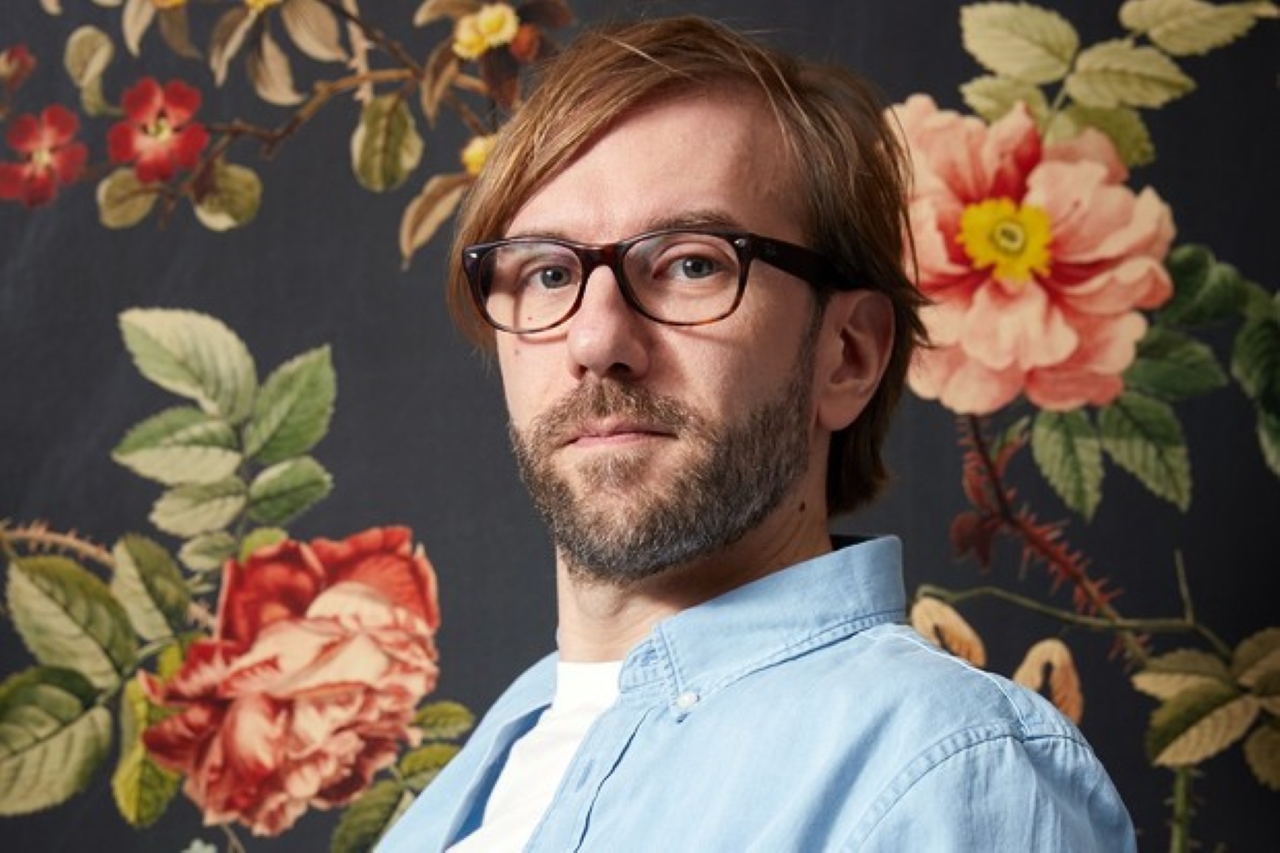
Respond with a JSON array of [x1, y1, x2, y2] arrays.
[[504, 208, 746, 242]]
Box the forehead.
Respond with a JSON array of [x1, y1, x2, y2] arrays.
[[504, 88, 805, 241]]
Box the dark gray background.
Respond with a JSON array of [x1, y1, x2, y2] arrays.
[[2, 1, 1276, 849]]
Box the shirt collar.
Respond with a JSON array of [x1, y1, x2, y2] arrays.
[[618, 536, 905, 711]]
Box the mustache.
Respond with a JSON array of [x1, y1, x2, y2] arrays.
[[525, 381, 697, 448]]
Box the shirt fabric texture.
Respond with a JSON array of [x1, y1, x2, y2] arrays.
[[376, 536, 1137, 852]]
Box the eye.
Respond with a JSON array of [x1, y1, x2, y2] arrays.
[[531, 264, 576, 290], [637, 234, 737, 288], [673, 255, 720, 280]]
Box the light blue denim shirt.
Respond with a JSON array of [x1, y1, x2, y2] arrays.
[[377, 536, 1136, 851]]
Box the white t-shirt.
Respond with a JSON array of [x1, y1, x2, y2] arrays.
[[449, 660, 623, 852]]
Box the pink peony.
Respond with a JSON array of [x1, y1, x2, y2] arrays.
[[895, 95, 1176, 413], [140, 527, 441, 836]]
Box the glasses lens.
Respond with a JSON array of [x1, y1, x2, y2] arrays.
[[624, 231, 743, 324], [481, 241, 583, 331]]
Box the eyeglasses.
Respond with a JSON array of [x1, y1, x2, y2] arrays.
[[462, 228, 854, 334]]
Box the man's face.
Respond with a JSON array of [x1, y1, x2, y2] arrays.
[[497, 90, 828, 584]]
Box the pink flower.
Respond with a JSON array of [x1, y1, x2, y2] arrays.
[[896, 95, 1176, 413], [141, 527, 441, 836], [107, 77, 209, 183], [0, 105, 87, 207]]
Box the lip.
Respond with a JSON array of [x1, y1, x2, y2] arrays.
[[564, 419, 674, 448]]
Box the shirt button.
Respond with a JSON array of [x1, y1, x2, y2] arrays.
[[675, 691, 699, 711]]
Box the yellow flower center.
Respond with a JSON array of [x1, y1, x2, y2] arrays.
[[31, 146, 54, 170], [461, 135, 496, 176], [957, 198, 1053, 283], [453, 3, 520, 60], [149, 116, 174, 141]]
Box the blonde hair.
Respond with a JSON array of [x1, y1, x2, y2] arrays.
[[448, 15, 926, 514]]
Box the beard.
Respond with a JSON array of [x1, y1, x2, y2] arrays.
[[509, 336, 817, 586]]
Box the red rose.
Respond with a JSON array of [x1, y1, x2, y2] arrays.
[[141, 527, 441, 835]]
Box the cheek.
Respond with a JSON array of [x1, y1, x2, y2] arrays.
[[497, 340, 553, 426]]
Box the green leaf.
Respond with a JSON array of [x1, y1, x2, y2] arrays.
[[119, 308, 258, 424], [959, 74, 1049, 124], [1064, 39, 1194, 109], [1255, 670, 1280, 715], [112, 405, 241, 486], [1233, 313, 1280, 411], [63, 25, 115, 117], [351, 94, 424, 192], [1233, 627, 1280, 687], [1258, 405, 1280, 477], [0, 667, 113, 816], [1161, 245, 1253, 326], [150, 478, 248, 538], [1132, 648, 1233, 699], [96, 168, 157, 229], [247, 457, 333, 526], [239, 527, 289, 560], [1244, 719, 1280, 790], [243, 346, 337, 465], [412, 701, 476, 742], [330, 778, 414, 853], [1046, 105, 1155, 168], [193, 160, 263, 231], [1147, 681, 1259, 766], [398, 743, 461, 789], [7, 556, 136, 690], [1120, 0, 1275, 57], [1031, 409, 1103, 520], [960, 3, 1079, 84], [177, 531, 237, 573], [110, 536, 190, 642], [111, 678, 180, 828], [1099, 392, 1191, 511], [1124, 326, 1227, 400]]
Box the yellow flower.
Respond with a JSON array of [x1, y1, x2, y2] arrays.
[[152, 0, 187, 9], [461, 135, 496, 176], [957, 197, 1053, 284], [243, 0, 284, 13], [452, 3, 520, 60]]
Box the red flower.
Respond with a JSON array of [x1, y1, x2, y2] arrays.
[[107, 77, 209, 183], [0, 105, 87, 207], [140, 527, 441, 836], [0, 44, 36, 94]]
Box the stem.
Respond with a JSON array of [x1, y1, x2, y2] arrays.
[[220, 823, 248, 853], [1169, 767, 1194, 853], [320, 0, 423, 76], [918, 584, 1228, 650]]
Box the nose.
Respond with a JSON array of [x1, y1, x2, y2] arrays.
[[564, 265, 652, 380]]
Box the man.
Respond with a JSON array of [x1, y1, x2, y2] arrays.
[[378, 15, 1135, 852]]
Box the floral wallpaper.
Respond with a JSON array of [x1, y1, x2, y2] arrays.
[[1, 1, 1277, 851]]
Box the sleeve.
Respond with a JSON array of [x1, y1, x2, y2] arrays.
[[848, 730, 1137, 852]]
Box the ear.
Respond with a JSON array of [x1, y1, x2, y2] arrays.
[[813, 290, 895, 433]]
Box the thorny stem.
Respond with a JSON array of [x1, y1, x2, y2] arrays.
[[965, 415, 1150, 665], [0, 521, 114, 572]]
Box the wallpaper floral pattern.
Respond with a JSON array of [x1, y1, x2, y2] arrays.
[[1, 2, 1276, 851]]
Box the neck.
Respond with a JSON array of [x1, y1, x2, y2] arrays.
[[554, 493, 833, 662]]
